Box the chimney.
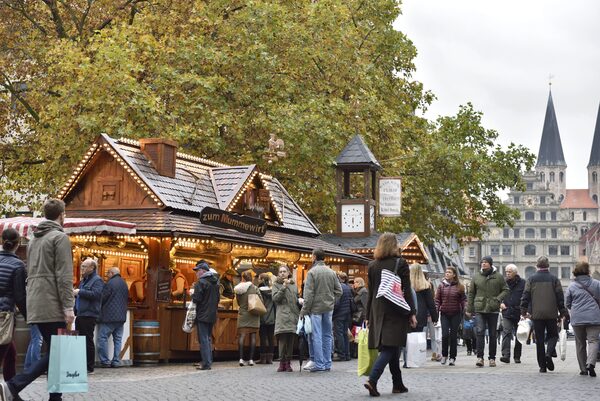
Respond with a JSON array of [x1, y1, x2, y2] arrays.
[[139, 138, 178, 178]]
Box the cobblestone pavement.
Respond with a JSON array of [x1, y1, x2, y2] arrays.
[[14, 339, 598, 401]]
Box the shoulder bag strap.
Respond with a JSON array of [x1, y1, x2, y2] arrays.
[[575, 281, 600, 308], [393, 257, 401, 275]]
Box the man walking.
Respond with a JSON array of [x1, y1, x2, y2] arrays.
[[299, 248, 342, 372], [520, 256, 569, 373], [333, 272, 353, 362], [499, 264, 525, 364], [74, 258, 104, 374], [1, 199, 75, 401], [467, 256, 508, 368], [97, 267, 129, 368], [191, 260, 220, 370]]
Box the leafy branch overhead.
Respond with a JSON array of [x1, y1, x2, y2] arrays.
[[0, 0, 534, 242]]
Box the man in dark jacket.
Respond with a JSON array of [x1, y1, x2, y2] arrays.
[[520, 256, 569, 373], [333, 272, 353, 361], [97, 267, 129, 368], [191, 260, 220, 370], [74, 258, 104, 373], [499, 264, 525, 364]]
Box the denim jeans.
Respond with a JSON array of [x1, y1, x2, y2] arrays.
[[475, 313, 499, 360], [8, 321, 66, 401], [441, 313, 461, 359], [369, 346, 401, 385], [310, 311, 333, 370], [97, 322, 125, 365], [24, 324, 43, 372], [333, 316, 351, 360], [307, 333, 314, 360], [197, 321, 214, 368], [501, 317, 522, 360]]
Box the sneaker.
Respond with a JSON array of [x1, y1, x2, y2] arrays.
[[448, 358, 455, 366], [248, 360, 255, 366], [100, 363, 111, 368], [196, 366, 211, 371], [476, 358, 484, 367], [239, 359, 245, 367], [500, 356, 510, 364], [441, 357, 447, 365], [488, 359, 496, 367], [303, 360, 315, 371]]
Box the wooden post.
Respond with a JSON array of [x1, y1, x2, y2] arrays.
[[146, 237, 171, 320]]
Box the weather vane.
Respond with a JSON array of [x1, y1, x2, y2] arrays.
[[548, 73, 554, 88], [264, 133, 286, 164]]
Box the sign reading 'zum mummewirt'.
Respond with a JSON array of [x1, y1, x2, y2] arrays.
[[379, 177, 402, 217], [200, 207, 268, 237]]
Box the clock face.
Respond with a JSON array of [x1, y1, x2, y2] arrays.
[[341, 204, 365, 233], [370, 205, 375, 231]]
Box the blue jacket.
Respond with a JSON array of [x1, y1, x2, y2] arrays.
[[333, 283, 353, 319], [565, 276, 600, 326], [502, 275, 525, 321], [99, 273, 129, 323], [0, 251, 27, 318], [75, 270, 104, 319]]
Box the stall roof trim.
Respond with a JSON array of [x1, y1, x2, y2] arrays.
[[65, 210, 367, 263], [320, 232, 428, 261], [62, 134, 320, 236]]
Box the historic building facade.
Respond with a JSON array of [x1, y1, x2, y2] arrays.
[[463, 91, 600, 286]]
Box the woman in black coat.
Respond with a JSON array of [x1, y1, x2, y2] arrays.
[[364, 233, 416, 397]]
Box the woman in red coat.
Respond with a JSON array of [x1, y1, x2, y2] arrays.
[[364, 233, 416, 397], [435, 266, 467, 366]]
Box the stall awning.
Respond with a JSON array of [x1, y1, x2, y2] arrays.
[[0, 217, 136, 238]]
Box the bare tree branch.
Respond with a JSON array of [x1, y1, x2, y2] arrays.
[[41, 0, 68, 38], [0, 70, 39, 122]]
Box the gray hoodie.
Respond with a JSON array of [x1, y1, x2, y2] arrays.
[[565, 276, 600, 326], [26, 219, 75, 323]]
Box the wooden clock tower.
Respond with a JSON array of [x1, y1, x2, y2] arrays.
[[335, 135, 382, 237]]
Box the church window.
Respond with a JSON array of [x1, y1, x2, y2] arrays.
[[549, 172, 555, 182], [540, 211, 546, 220], [559, 194, 564, 202], [513, 229, 520, 238], [526, 183, 533, 190], [583, 211, 587, 221], [525, 212, 534, 221], [548, 245, 558, 255], [525, 228, 535, 238], [513, 196, 520, 204], [559, 172, 564, 183], [524, 244, 536, 256], [560, 246, 570, 256], [561, 267, 571, 279], [502, 245, 512, 255], [594, 195, 598, 203], [540, 172, 545, 182], [551, 228, 558, 238], [490, 245, 500, 256], [540, 196, 545, 204], [503, 228, 510, 238], [551, 211, 557, 220], [593, 171, 598, 183], [540, 228, 546, 238]]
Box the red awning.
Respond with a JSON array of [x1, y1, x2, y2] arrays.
[[0, 217, 136, 238]]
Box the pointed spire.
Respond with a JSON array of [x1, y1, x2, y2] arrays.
[[536, 90, 566, 167], [335, 134, 381, 170], [587, 103, 600, 167]]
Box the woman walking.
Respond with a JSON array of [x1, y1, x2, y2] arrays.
[[364, 233, 416, 397], [565, 261, 600, 377], [435, 267, 466, 366], [410, 264, 438, 332], [257, 273, 275, 364], [272, 265, 299, 372], [234, 270, 262, 366], [0, 228, 27, 381]]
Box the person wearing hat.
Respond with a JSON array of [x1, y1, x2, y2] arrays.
[[191, 260, 220, 370], [220, 269, 237, 300], [466, 256, 508, 368]]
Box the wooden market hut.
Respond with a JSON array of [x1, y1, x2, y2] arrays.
[[57, 134, 367, 362]]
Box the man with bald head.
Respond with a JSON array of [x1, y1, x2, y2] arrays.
[[499, 264, 525, 364], [98, 267, 129, 368], [74, 258, 104, 373]]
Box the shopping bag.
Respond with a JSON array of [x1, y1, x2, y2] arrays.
[[357, 325, 377, 376], [406, 332, 427, 368], [182, 301, 197, 333], [376, 260, 411, 314], [558, 327, 567, 361], [296, 315, 312, 335], [47, 334, 88, 393], [248, 293, 267, 316], [516, 318, 532, 344]]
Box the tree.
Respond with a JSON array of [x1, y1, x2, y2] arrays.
[[0, 0, 534, 242]]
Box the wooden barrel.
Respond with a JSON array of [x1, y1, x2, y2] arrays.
[[133, 320, 160, 366], [14, 315, 30, 370]]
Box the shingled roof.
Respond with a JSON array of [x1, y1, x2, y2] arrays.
[[588, 103, 600, 167], [536, 91, 567, 167], [335, 135, 381, 170]]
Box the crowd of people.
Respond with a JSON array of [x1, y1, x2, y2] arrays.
[[0, 200, 599, 399]]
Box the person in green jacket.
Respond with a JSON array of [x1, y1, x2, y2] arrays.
[[272, 265, 299, 372], [466, 256, 509, 368]]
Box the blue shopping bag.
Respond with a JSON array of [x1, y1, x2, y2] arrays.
[[47, 334, 88, 393]]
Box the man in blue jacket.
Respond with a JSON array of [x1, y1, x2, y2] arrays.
[[74, 258, 104, 373], [97, 267, 129, 368], [499, 264, 525, 364], [192, 260, 220, 370]]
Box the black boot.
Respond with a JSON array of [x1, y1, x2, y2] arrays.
[[392, 372, 408, 393]]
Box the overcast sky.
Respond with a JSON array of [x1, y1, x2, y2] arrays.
[[395, 0, 600, 189]]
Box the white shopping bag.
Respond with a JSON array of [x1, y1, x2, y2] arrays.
[[516, 318, 532, 344], [406, 332, 427, 368], [558, 327, 567, 361]]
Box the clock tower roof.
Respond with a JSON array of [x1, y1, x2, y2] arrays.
[[335, 135, 381, 170]]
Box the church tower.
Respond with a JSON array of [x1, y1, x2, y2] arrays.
[[587, 103, 600, 205], [535, 89, 567, 203]]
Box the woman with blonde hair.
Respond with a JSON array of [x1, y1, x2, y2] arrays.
[[410, 264, 438, 332], [435, 266, 466, 366], [364, 233, 416, 396], [234, 270, 262, 366]]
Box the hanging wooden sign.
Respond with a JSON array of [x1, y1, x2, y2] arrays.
[[200, 207, 268, 237], [379, 177, 402, 217]]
